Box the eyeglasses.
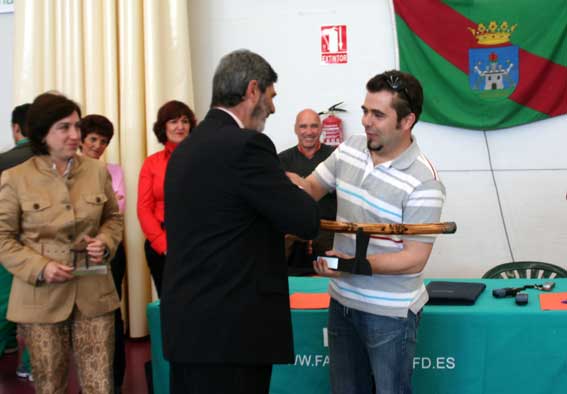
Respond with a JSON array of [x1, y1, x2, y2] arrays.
[[385, 74, 414, 114]]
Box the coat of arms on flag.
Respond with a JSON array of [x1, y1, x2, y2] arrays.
[[468, 21, 519, 98], [393, 0, 567, 130]]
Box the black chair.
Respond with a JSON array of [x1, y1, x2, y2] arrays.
[[482, 261, 567, 279]]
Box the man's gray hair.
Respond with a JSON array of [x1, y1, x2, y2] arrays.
[[211, 49, 278, 108]]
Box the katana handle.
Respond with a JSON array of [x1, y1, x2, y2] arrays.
[[320, 219, 457, 235]]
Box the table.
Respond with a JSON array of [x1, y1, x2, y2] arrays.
[[147, 278, 567, 394], [413, 278, 567, 394]]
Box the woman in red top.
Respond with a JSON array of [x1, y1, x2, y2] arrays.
[[137, 101, 196, 296]]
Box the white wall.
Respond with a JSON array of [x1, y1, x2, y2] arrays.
[[188, 0, 398, 149], [188, 0, 567, 278], [0, 11, 14, 152]]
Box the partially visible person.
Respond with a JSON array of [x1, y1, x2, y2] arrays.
[[137, 100, 196, 297], [162, 49, 320, 394], [80, 115, 125, 211], [0, 103, 33, 381], [0, 92, 123, 394], [288, 70, 445, 394], [79, 114, 126, 393], [279, 108, 336, 275], [0, 103, 33, 172]]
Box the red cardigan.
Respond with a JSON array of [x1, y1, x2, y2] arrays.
[[137, 141, 177, 254]]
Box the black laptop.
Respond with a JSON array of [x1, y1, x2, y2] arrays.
[[426, 281, 486, 305]]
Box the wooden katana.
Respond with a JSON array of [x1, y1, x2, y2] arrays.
[[319, 219, 457, 235], [314, 220, 457, 275]]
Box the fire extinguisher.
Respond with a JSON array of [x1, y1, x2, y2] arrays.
[[319, 102, 346, 147]]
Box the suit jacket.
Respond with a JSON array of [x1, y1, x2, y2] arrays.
[[0, 155, 123, 323], [162, 109, 320, 364], [0, 141, 34, 175]]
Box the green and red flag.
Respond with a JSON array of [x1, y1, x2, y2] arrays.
[[393, 0, 567, 130]]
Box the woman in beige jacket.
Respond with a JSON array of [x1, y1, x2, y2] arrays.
[[0, 92, 123, 394]]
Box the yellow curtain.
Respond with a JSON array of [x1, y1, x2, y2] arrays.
[[13, 0, 195, 338]]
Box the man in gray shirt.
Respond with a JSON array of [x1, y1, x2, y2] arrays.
[[288, 70, 445, 394]]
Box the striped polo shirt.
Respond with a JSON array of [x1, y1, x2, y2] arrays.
[[314, 134, 445, 317]]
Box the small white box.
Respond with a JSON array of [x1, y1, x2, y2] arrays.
[[319, 256, 338, 270]]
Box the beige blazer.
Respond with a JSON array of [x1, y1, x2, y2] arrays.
[[0, 154, 123, 323]]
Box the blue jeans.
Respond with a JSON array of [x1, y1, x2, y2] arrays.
[[328, 298, 420, 394]]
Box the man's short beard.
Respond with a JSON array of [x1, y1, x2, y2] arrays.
[[367, 141, 383, 152], [250, 100, 267, 132]]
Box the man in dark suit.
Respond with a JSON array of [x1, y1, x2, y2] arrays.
[[162, 50, 320, 394]]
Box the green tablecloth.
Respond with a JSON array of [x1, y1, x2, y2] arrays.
[[148, 278, 567, 394], [414, 278, 567, 394], [146, 300, 170, 394], [270, 277, 330, 393]]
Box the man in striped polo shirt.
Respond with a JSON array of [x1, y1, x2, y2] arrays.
[[288, 70, 445, 394]]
